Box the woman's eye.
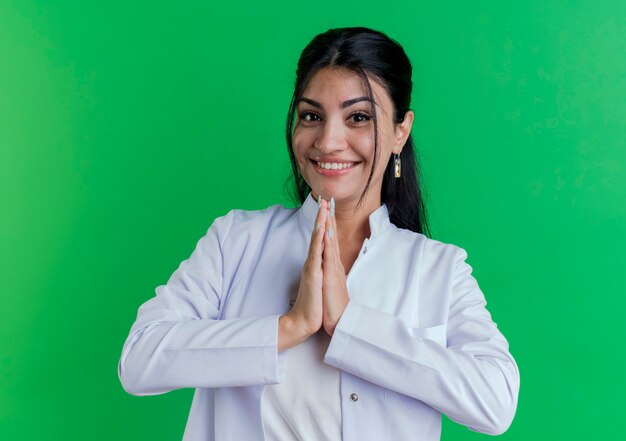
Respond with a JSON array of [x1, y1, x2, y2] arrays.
[[299, 112, 321, 122], [350, 112, 372, 123]]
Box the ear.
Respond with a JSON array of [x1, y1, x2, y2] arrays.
[[393, 110, 414, 154]]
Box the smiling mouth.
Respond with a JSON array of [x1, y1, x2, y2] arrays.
[[310, 159, 360, 170]]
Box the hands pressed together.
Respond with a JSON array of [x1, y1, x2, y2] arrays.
[[278, 197, 350, 352]]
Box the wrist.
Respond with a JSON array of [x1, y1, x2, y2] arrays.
[[278, 314, 308, 352], [278, 313, 312, 352]]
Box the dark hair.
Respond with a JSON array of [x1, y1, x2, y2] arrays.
[[285, 27, 430, 236]]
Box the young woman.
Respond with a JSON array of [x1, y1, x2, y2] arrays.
[[118, 27, 520, 441]]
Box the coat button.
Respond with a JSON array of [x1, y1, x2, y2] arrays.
[[289, 298, 295, 307], [349, 393, 358, 402]]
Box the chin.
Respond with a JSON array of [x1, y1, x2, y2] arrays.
[[305, 175, 369, 202], [312, 188, 359, 203]]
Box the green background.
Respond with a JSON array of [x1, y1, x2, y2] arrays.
[[1, 0, 624, 439]]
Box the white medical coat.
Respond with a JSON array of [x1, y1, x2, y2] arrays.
[[118, 193, 520, 440]]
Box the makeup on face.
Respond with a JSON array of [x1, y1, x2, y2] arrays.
[[292, 67, 399, 210]]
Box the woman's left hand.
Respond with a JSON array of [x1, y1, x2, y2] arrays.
[[322, 201, 350, 336]]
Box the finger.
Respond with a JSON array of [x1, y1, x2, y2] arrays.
[[308, 199, 328, 266], [323, 204, 337, 268], [324, 201, 339, 254], [331, 205, 341, 256], [306, 198, 325, 253], [324, 203, 346, 278], [322, 197, 338, 244], [330, 201, 339, 245]]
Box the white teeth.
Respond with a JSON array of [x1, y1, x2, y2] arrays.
[[316, 161, 355, 170]]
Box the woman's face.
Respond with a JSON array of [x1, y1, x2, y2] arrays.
[[292, 66, 412, 210]]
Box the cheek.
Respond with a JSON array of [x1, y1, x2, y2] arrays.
[[291, 137, 308, 170], [371, 126, 395, 159], [292, 129, 314, 156], [352, 132, 376, 160]]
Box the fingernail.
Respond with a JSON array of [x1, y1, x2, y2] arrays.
[[328, 227, 333, 238], [330, 197, 335, 217], [316, 223, 321, 232], [317, 195, 321, 207]]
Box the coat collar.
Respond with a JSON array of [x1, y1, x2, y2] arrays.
[[298, 192, 391, 238]]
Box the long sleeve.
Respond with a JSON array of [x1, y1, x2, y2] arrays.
[[117, 211, 285, 396], [324, 247, 520, 435]]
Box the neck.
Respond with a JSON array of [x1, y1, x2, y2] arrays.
[[335, 205, 371, 243], [313, 192, 381, 243]]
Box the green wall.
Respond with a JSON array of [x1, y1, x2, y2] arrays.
[[1, 0, 624, 439]]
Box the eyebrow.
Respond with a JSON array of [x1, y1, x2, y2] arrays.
[[298, 96, 375, 109]]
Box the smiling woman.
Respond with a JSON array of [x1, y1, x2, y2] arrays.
[[291, 66, 413, 224], [118, 26, 520, 441]]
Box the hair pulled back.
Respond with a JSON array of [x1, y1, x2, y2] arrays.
[[285, 26, 429, 236]]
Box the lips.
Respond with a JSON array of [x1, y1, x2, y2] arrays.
[[310, 159, 360, 175], [317, 162, 354, 170]]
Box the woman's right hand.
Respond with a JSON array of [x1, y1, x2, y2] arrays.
[[278, 197, 328, 352]]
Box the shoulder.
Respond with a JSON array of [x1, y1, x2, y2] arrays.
[[385, 226, 477, 298], [386, 223, 467, 267], [207, 202, 299, 245]]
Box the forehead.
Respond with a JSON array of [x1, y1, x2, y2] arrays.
[[301, 67, 390, 109]]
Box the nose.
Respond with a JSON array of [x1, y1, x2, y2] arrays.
[[314, 119, 347, 153]]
